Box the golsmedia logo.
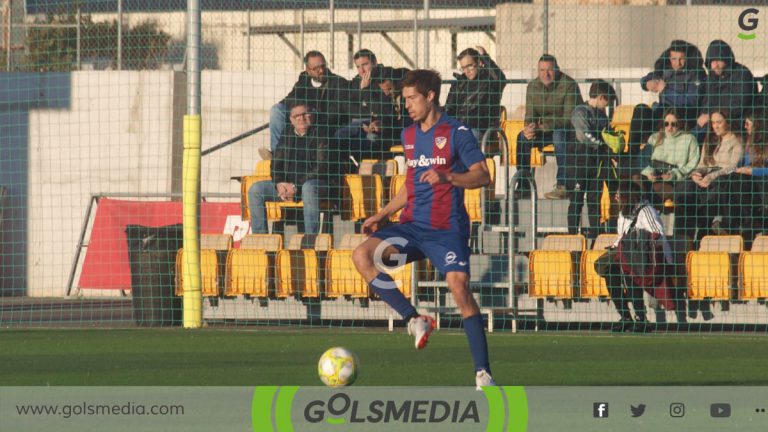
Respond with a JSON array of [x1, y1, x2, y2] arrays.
[[304, 393, 479, 424], [251, 386, 528, 431], [738, 8, 759, 40]]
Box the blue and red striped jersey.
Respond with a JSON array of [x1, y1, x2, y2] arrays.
[[399, 114, 485, 236]]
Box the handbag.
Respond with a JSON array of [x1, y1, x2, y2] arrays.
[[650, 160, 676, 177], [616, 206, 666, 288]]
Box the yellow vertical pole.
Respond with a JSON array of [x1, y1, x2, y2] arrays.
[[182, 115, 202, 328]]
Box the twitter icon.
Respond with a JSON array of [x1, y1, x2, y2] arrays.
[[630, 404, 646, 417]]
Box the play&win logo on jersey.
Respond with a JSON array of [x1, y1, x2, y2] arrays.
[[406, 155, 447, 168]]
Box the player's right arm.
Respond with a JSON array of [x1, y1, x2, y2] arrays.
[[361, 185, 408, 234]]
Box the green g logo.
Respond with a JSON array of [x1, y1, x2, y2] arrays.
[[738, 8, 759, 40]]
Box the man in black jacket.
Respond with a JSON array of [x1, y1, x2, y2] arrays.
[[261, 51, 350, 160], [640, 40, 706, 130], [335, 49, 399, 164], [693, 39, 757, 140], [445, 46, 507, 142], [250, 102, 329, 234]]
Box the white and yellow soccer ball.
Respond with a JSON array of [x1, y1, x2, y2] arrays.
[[317, 347, 359, 387]]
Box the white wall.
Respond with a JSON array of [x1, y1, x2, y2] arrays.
[[23, 72, 177, 296]]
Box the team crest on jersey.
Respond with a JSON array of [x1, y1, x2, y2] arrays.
[[434, 136, 447, 149]]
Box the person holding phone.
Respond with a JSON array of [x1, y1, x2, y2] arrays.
[[635, 108, 700, 205]]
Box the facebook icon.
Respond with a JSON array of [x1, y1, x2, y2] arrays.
[[594, 402, 609, 418]]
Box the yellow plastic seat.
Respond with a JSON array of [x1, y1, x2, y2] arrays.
[[174, 249, 220, 297], [174, 234, 232, 297], [200, 233, 233, 250], [501, 119, 524, 166], [287, 233, 332, 251], [240, 175, 272, 220], [529, 251, 576, 298], [276, 249, 320, 298], [359, 159, 398, 177], [580, 234, 618, 298], [225, 249, 270, 297], [265, 201, 305, 222], [464, 158, 496, 223], [326, 250, 369, 298], [389, 175, 406, 222], [338, 234, 367, 250], [240, 233, 282, 251], [687, 252, 732, 300], [343, 174, 383, 221], [687, 235, 743, 300], [528, 235, 586, 298], [739, 235, 768, 300]]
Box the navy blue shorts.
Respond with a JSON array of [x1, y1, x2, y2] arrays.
[[370, 223, 471, 276]]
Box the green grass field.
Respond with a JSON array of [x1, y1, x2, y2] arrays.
[[1, 329, 766, 387]]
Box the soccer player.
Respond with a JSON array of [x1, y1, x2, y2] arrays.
[[351, 69, 495, 390]]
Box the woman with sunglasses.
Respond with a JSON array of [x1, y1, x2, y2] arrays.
[[674, 108, 743, 241], [636, 108, 700, 206]]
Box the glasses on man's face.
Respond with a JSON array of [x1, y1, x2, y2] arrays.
[[664, 121, 679, 128], [460, 63, 477, 72], [307, 64, 326, 72], [291, 112, 311, 120]]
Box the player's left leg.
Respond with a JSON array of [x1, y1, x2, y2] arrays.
[[446, 271, 495, 390]]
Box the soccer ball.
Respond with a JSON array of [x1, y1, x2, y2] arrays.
[[317, 347, 359, 387]]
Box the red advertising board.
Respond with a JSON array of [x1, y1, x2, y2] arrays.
[[78, 198, 244, 290]]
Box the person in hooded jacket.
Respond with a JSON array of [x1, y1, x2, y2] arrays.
[[445, 46, 507, 142], [640, 40, 706, 130], [693, 39, 757, 141]]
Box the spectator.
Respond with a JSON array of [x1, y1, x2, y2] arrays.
[[516, 54, 583, 199], [567, 79, 616, 237], [371, 65, 413, 138], [635, 108, 700, 206], [641, 40, 706, 130], [445, 46, 507, 141], [334, 49, 397, 164], [249, 102, 328, 234], [721, 109, 768, 240], [594, 181, 672, 333], [694, 40, 757, 141], [674, 109, 743, 240], [260, 51, 350, 160]]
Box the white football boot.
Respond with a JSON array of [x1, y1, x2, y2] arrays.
[[407, 315, 436, 349], [475, 369, 496, 391]]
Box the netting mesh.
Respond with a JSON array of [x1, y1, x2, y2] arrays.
[[1, 1, 768, 333]]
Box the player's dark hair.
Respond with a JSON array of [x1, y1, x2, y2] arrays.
[[538, 54, 559, 69], [353, 49, 377, 64], [588, 79, 616, 102], [456, 47, 480, 63], [400, 69, 442, 101], [303, 50, 326, 65]]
